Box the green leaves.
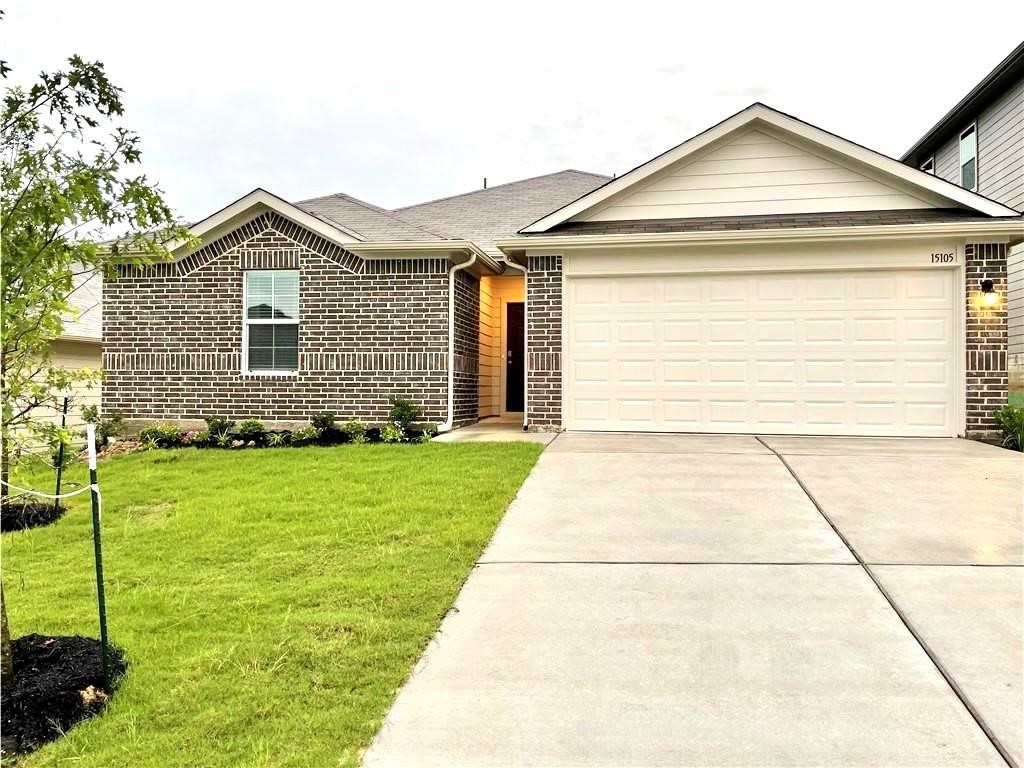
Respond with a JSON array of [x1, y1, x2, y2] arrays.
[[1, 54, 194, 463]]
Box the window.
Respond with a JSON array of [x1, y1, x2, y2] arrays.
[[244, 270, 299, 373], [920, 156, 934, 174], [959, 125, 977, 191]]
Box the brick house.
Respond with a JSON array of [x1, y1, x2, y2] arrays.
[[105, 104, 1023, 439]]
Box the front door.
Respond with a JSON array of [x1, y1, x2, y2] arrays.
[[505, 302, 525, 412]]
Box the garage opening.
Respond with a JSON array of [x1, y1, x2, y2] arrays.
[[564, 269, 957, 437]]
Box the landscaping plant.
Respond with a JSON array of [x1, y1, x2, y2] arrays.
[[81, 406, 125, 447], [994, 404, 1024, 451], [236, 419, 267, 445], [388, 397, 422, 434], [341, 419, 367, 444]]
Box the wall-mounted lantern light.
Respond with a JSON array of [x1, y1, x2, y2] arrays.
[[980, 279, 998, 307]]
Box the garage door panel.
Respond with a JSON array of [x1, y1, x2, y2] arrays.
[[565, 269, 957, 436]]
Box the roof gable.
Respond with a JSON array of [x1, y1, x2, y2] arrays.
[[577, 127, 935, 222], [522, 104, 1018, 232]]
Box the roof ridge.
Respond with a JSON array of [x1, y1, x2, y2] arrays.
[[392, 169, 611, 212]]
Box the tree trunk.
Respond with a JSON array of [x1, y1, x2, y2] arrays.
[[1, 440, 13, 680], [1, 584, 12, 679]]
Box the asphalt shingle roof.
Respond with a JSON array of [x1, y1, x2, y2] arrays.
[[296, 192, 445, 241], [297, 170, 610, 256]]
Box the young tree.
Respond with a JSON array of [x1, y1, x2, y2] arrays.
[[1, 34, 194, 676]]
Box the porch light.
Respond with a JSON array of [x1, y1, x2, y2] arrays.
[[980, 279, 998, 306]]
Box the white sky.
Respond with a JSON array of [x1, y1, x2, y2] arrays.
[[6, 1, 1023, 222]]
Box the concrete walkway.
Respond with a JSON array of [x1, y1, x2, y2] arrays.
[[364, 434, 1023, 767]]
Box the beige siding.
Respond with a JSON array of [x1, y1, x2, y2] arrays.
[[478, 276, 524, 417], [47, 339, 102, 431], [579, 128, 933, 222]]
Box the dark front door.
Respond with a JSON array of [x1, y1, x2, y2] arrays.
[[505, 302, 525, 412]]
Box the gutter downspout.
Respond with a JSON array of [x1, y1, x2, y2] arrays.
[[436, 253, 478, 434], [500, 258, 530, 431]]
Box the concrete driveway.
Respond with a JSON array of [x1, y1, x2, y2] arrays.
[[364, 434, 1023, 767]]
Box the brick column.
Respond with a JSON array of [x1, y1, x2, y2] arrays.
[[526, 255, 563, 430], [452, 270, 480, 427], [964, 243, 1008, 442]]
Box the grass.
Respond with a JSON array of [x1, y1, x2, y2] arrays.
[[2, 443, 543, 767], [1009, 390, 1024, 408]]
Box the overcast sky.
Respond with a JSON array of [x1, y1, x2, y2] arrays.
[[5, 1, 1023, 222]]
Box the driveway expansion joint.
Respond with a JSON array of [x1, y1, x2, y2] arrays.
[[754, 435, 1019, 768]]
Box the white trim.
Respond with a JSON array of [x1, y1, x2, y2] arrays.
[[241, 269, 300, 376], [169, 188, 362, 256], [521, 104, 1018, 232], [346, 240, 502, 273], [920, 156, 935, 174], [959, 123, 978, 192], [499, 219, 1024, 252]]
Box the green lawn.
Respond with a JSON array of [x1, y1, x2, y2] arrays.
[[1009, 390, 1024, 408], [3, 443, 542, 767]]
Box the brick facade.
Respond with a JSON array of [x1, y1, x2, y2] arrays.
[[964, 242, 1008, 441], [525, 255, 562, 430], [103, 213, 478, 429], [453, 269, 480, 426]]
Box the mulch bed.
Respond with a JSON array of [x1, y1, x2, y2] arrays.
[[1, 634, 126, 758], [1, 500, 66, 533]]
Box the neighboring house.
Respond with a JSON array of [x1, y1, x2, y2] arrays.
[[104, 103, 1024, 441], [902, 41, 1024, 389], [52, 269, 103, 428]]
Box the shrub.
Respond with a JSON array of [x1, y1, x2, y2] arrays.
[[341, 419, 367, 444], [81, 405, 124, 446], [266, 431, 291, 447], [290, 426, 319, 446], [182, 430, 210, 447], [138, 423, 185, 449], [381, 422, 404, 444], [994, 404, 1024, 451], [204, 415, 235, 438], [388, 397, 422, 433], [237, 419, 267, 444], [311, 412, 336, 433]]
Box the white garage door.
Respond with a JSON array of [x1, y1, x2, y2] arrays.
[[565, 269, 957, 436]]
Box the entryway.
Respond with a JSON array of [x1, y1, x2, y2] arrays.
[[478, 275, 525, 421]]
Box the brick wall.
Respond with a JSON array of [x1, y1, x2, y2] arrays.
[[103, 212, 474, 429], [964, 242, 1008, 441], [525, 255, 562, 430], [453, 269, 479, 427]]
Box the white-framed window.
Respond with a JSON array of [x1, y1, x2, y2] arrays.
[[920, 156, 934, 174], [243, 270, 299, 374], [959, 124, 977, 191]]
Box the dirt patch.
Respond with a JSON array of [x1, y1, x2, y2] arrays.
[[1, 500, 66, 533], [1, 634, 127, 758]]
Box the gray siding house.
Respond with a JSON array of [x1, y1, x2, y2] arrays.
[[903, 42, 1024, 388]]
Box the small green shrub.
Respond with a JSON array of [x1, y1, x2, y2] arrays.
[[291, 426, 319, 446], [81, 405, 124, 446], [311, 412, 336, 433], [266, 431, 291, 447], [213, 431, 233, 448], [994, 404, 1024, 451], [341, 419, 366, 444], [237, 418, 267, 444], [138, 423, 185, 448], [204, 415, 235, 438], [381, 422, 404, 444], [388, 397, 422, 432]]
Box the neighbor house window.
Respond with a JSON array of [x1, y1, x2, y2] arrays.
[[920, 156, 934, 174], [959, 125, 977, 190], [244, 270, 299, 373]]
